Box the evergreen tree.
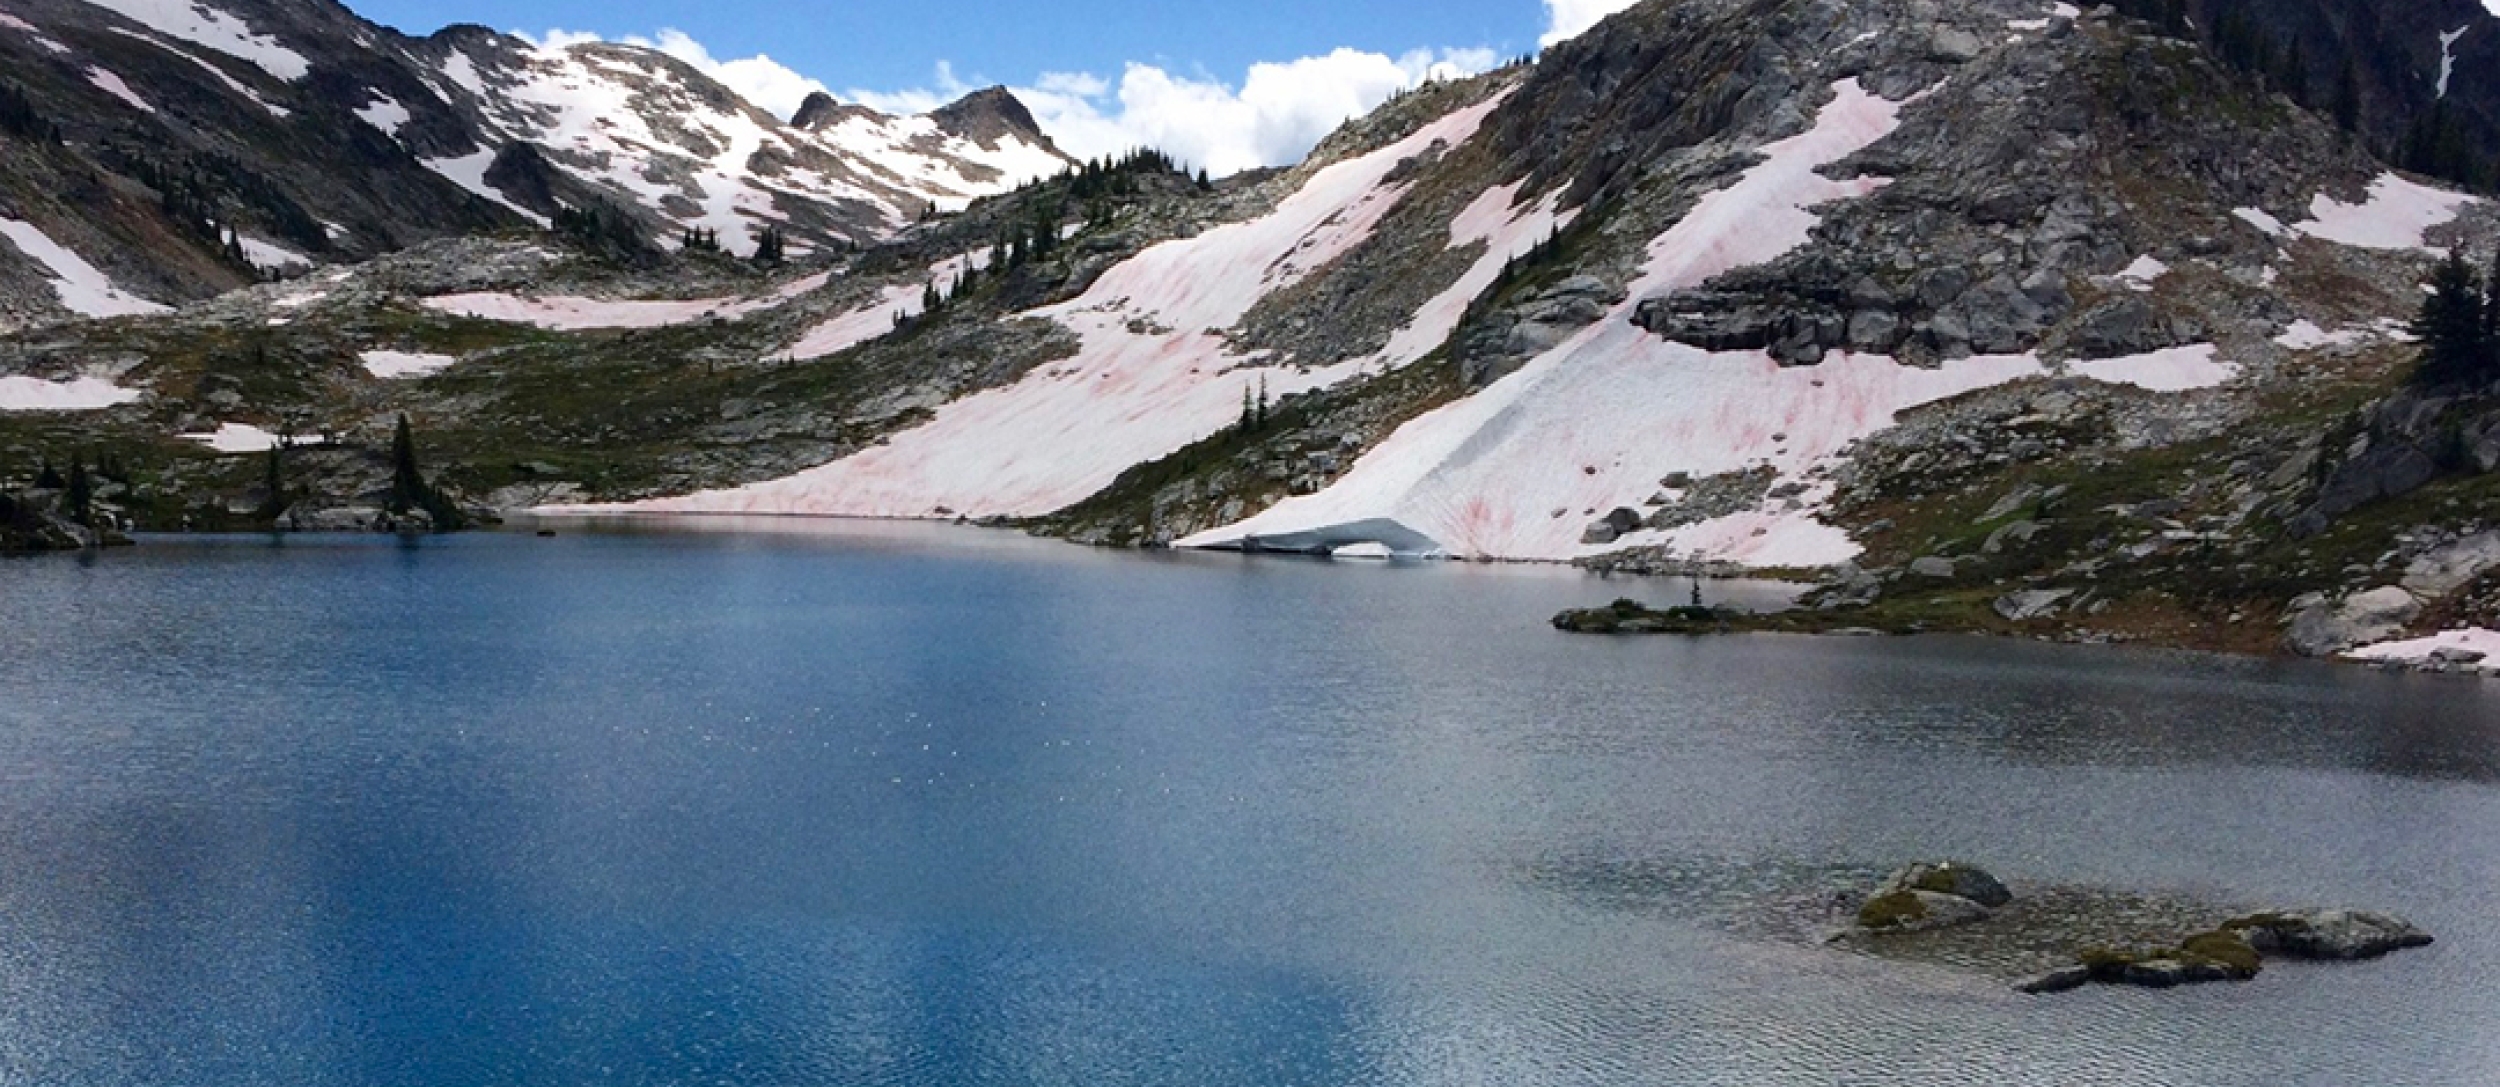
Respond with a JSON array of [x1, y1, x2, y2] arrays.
[[257, 444, 287, 520], [1240, 384, 1255, 432], [2411, 249, 2493, 388], [751, 226, 785, 266], [64, 458, 92, 524], [2333, 61, 2362, 132], [35, 458, 63, 490], [1254, 375, 1270, 429], [2279, 38, 2309, 106], [389, 414, 423, 517]]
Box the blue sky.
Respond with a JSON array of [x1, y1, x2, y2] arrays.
[[355, 0, 1545, 93], [344, 0, 1648, 173]]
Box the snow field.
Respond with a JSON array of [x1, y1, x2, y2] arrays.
[[1185, 81, 2238, 564], [0, 217, 171, 318], [593, 93, 1521, 518]]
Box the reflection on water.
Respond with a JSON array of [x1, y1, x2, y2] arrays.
[[0, 521, 2496, 1086]]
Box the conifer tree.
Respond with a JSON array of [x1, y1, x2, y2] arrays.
[[36, 458, 63, 490], [257, 443, 287, 520], [2412, 249, 2492, 388], [64, 457, 92, 524]]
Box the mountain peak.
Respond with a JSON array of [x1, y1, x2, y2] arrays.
[[930, 86, 1049, 150], [790, 90, 884, 131]]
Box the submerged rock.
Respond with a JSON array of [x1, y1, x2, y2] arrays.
[[2226, 910, 2436, 961]]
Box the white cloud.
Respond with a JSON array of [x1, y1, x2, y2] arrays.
[[517, 27, 833, 119], [1540, 0, 1642, 47], [863, 46, 1500, 177]]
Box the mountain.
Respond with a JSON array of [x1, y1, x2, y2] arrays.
[[7, 0, 2500, 656], [0, 0, 1071, 324]]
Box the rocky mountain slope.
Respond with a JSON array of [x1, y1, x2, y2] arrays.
[[8, 0, 2500, 664], [0, 0, 1070, 327]]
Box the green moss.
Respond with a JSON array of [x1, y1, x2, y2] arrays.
[[1857, 890, 1930, 930], [2180, 931, 2263, 975]]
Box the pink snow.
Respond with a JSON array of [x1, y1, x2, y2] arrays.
[[0, 216, 171, 318], [784, 257, 977, 360], [85, 66, 156, 113], [2294, 173, 2479, 252], [2347, 628, 2500, 671], [2068, 344, 2235, 392], [1185, 81, 2237, 566], [0, 375, 141, 411], [592, 93, 1518, 519], [423, 289, 791, 330], [1186, 79, 1930, 562]]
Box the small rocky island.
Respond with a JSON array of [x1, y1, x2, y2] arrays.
[[1833, 862, 2435, 995]]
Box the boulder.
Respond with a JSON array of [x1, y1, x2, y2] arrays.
[[1879, 862, 2015, 908], [2227, 910, 2435, 961], [1910, 556, 1959, 579], [1994, 589, 2075, 622], [2402, 531, 2500, 597], [2285, 587, 2423, 657], [1581, 507, 1646, 545]]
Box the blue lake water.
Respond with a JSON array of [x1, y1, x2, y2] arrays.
[[2, 520, 2497, 1085]]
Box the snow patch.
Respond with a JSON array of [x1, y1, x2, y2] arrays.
[[0, 217, 171, 318], [2439, 25, 2472, 100], [359, 351, 458, 379], [2110, 255, 2168, 291], [237, 234, 308, 269], [2347, 628, 2500, 671], [2295, 173, 2479, 252], [0, 11, 71, 52], [0, 375, 142, 411], [84, 66, 156, 113], [2234, 207, 2291, 238], [179, 422, 285, 453], [420, 150, 550, 226], [2275, 320, 2370, 350], [74, 0, 308, 80], [355, 93, 410, 136], [2067, 344, 2236, 392], [112, 27, 289, 116]]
